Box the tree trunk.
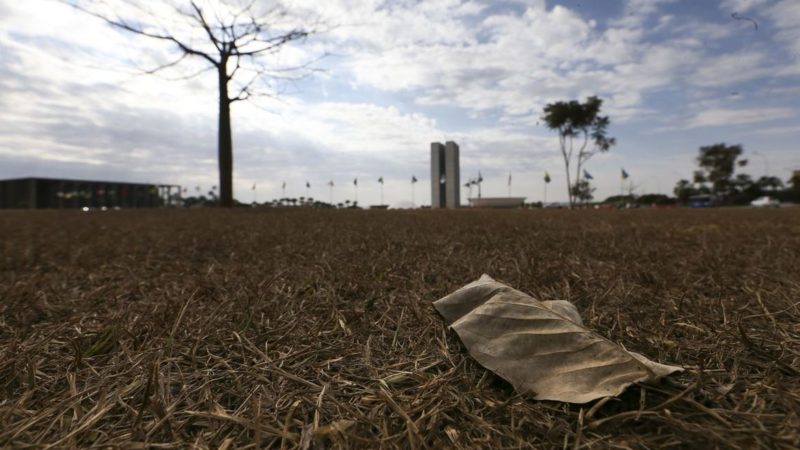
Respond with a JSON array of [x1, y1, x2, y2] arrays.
[[217, 60, 234, 207], [575, 159, 582, 207], [561, 135, 573, 208]]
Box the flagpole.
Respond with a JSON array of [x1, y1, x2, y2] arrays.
[[380, 184, 384, 205], [544, 182, 547, 205]]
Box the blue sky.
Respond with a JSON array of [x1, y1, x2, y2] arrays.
[[1, 0, 798, 206]]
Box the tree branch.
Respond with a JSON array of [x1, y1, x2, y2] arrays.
[[139, 52, 189, 75], [189, 1, 222, 52], [65, 1, 219, 67], [155, 64, 216, 82], [232, 30, 309, 56], [577, 130, 589, 161]]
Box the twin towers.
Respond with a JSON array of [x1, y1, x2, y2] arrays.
[[430, 141, 460, 209]]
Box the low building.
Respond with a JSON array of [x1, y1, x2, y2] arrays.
[[468, 197, 526, 208], [687, 194, 715, 208], [0, 177, 181, 209]]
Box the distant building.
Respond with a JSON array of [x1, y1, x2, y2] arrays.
[[430, 141, 460, 208], [468, 197, 526, 208], [688, 194, 715, 208], [0, 177, 181, 209]]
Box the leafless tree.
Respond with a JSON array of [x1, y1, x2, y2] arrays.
[[66, 0, 323, 207]]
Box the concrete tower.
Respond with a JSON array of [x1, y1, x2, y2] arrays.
[[430, 141, 460, 208]]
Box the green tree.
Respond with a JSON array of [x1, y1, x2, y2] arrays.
[[695, 143, 746, 201], [673, 179, 696, 203], [729, 173, 762, 204], [756, 176, 783, 192], [733, 173, 755, 193], [636, 194, 674, 205], [790, 170, 800, 200], [542, 96, 615, 208], [69, 1, 319, 207], [570, 180, 595, 204]]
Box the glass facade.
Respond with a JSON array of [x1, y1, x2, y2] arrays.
[[0, 178, 181, 209]]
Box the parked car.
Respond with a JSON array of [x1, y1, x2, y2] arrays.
[[750, 196, 780, 208]]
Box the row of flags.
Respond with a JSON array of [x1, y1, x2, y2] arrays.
[[539, 168, 630, 183], [247, 169, 631, 192], [264, 176, 421, 190]]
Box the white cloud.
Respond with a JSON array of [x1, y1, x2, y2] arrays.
[[688, 107, 795, 128], [765, 0, 800, 59], [751, 124, 800, 135], [1, 0, 799, 205], [336, 0, 706, 122], [691, 51, 772, 87], [719, 0, 768, 12]]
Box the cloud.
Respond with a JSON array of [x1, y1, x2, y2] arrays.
[[2, 0, 799, 205], [750, 125, 800, 135], [691, 51, 772, 87], [765, 0, 800, 60], [337, 0, 703, 121], [719, 0, 768, 12], [687, 107, 795, 128]]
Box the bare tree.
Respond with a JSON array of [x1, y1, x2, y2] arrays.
[[67, 0, 321, 207]]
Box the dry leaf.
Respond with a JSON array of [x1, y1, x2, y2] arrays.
[[433, 274, 682, 403]]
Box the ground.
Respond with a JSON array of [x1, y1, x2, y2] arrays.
[[1, 208, 799, 449]]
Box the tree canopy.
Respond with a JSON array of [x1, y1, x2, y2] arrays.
[[542, 96, 615, 207], [672, 144, 800, 205], [695, 143, 745, 198]]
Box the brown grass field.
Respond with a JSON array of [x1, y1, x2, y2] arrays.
[[1, 208, 799, 449]]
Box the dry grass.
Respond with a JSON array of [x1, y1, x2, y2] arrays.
[[1, 208, 799, 449]]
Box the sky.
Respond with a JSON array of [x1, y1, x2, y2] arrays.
[[1, 0, 799, 206]]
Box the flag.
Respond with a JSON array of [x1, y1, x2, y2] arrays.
[[508, 173, 512, 186], [621, 168, 629, 180], [328, 180, 334, 187], [544, 171, 551, 183], [282, 181, 286, 189], [583, 170, 593, 180], [252, 183, 256, 190], [378, 176, 384, 184], [411, 175, 418, 184], [306, 181, 310, 188], [353, 178, 358, 186]]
